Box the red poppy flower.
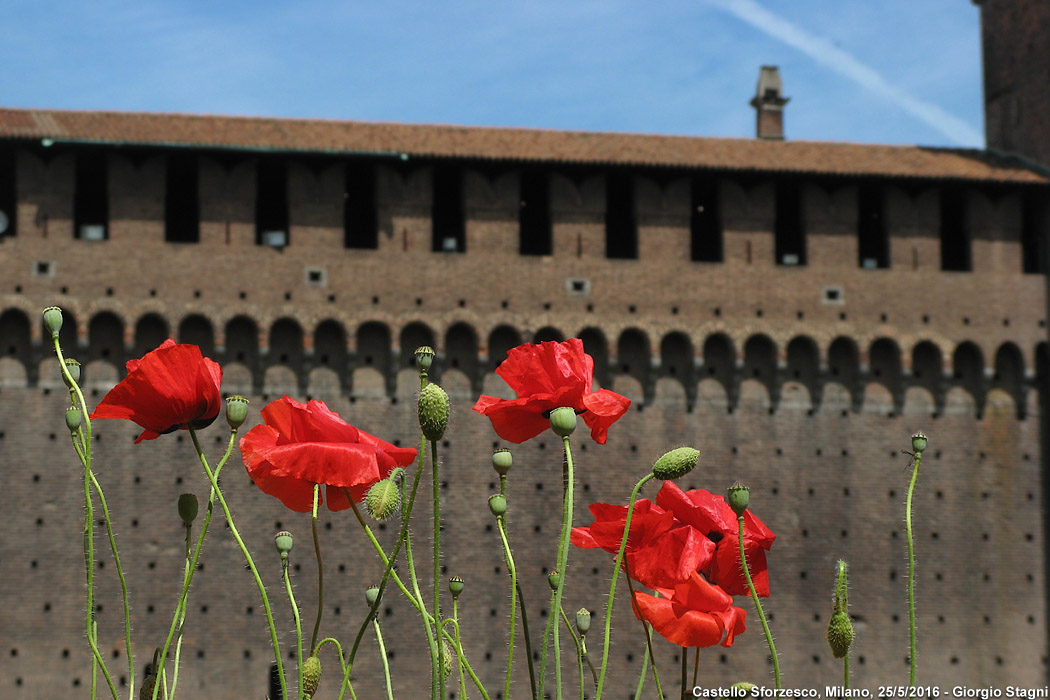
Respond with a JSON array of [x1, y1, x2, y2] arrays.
[[240, 396, 417, 513], [90, 339, 223, 443], [571, 500, 714, 589], [632, 572, 747, 648], [656, 482, 776, 597], [472, 338, 630, 444]]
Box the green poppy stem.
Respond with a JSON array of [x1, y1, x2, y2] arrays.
[[539, 437, 577, 700], [905, 449, 923, 686], [283, 558, 304, 700], [310, 484, 324, 655], [432, 441, 445, 700], [453, 600, 469, 700], [496, 515, 519, 700], [623, 557, 664, 700], [633, 645, 651, 700], [737, 516, 780, 689], [373, 618, 396, 700], [595, 471, 655, 700], [558, 606, 586, 700]]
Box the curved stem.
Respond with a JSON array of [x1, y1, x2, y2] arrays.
[[453, 599, 469, 700], [632, 646, 650, 700], [516, 580, 540, 700], [310, 484, 324, 655], [153, 430, 236, 700], [558, 606, 585, 700], [497, 516, 519, 700], [623, 558, 664, 700], [373, 618, 396, 700], [540, 438, 576, 700], [432, 441, 445, 700], [595, 472, 655, 700], [905, 451, 923, 686], [168, 524, 191, 699], [189, 428, 287, 700], [284, 560, 304, 700], [737, 516, 780, 689]]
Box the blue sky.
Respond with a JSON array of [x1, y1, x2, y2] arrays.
[[5, 0, 984, 148]]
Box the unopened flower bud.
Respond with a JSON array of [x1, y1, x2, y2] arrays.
[[365, 584, 381, 607], [415, 346, 435, 371], [826, 611, 855, 658], [547, 570, 562, 590], [365, 479, 401, 521], [448, 576, 465, 599], [727, 482, 750, 517], [138, 672, 156, 700], [177, 493, 198, 525], [911, 431, 928, 454], [575, 608, 591, 635], [43, 307, 63, 338], [225, 396, 249, 430], [418, 383, 450, 441], [65, 406, 82, 432], [62, 358, 81, 388], [652, 446, 700, 480], [549, 406, 577, 438], [441, 640, 455, 679], [491, 449, 513, 476], [732, 683, 757, 694], [488, 493, 507, 517], [302, 655, 322, 698], [274, 531, 293, 559]]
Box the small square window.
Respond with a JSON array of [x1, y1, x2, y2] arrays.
[[822, 286, 844, 304], [34, 261, 54, 277], [566, 278, 591, 296], [305, 268, 326, 286]]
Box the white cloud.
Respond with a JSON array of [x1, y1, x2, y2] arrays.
[[707, 0, 983, 146]]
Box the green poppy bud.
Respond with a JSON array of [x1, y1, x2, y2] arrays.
[[225, 396, 249, 430], [43, 307, 63, 338], [549, 406, 577, 438], [448, 576, 465, 599], [491, 448, 513, 476], [415, 345, 435, 371], [65, 406, 82, 433], [274, 530, 293, 559], [365, 479, 401, 521], [652, 446, 700, 480], [418, 383, 450, 441], [62, 358, 81, 388], [365, 584, 381, 607], [826, 611, 855, 658], [732, 683, 757, 695], [177, 493, 198, 525], [911, 431, 928, 454], [302, 655, 322, 698], [488, 493, 507, 517], [727, 482, 750, 517], [547, 570, 562, 590], [575, 608, 591, 635], [441, 640, 455, 679], [138, 672, 156, 700]]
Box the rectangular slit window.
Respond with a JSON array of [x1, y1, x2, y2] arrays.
[[256, 160, 288, 247], [857, 183, 888, 268], [690, 177, 722, 262], [939, 188, 970, 271], [605, 172, 636, 259], [0, 148, 15, 239], [74, 152, 108, 240], [519, 169, 551, 256], [1021, 192, 1046, 274], [165, 154, 199, 243], [774, 180, 804, 265], [344, 162, 377, 249], [432, 166, 464, 252]]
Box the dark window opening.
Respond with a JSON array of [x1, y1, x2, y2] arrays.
[[939, 188, 970, 271], [0, 148, 15, 239], [690, 176, 722, 262], [519, 169, 551, 255], [344, 162, 377, 249], [256, 160, 288, 247], [74, 152, 108, 240], [775, 180, 805, 265], [165, 154, 199, 243], [858, 184, 888, 268], [605, 172, 636, 259], [1021, 192, 1046, 274], [432, 166, 464, 252]]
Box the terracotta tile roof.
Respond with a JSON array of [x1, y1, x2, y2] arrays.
[[1, 106, 1047, 184]]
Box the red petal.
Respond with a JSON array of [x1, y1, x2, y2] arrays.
[[472, 395, 554, 444], [580, 389, 631, 444]]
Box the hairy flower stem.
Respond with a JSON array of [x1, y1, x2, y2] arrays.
[[633, 646, 651, 700], [623, 558, 664, 700], [539, 438, 577, 700], [153, 430, 236, 700], [496, 516, 519, 700], [373, 618, 396, 700], [905, 449, 923, 686], [516, 580, 539, 700], [453, 601, 469, 700], [310, 485, 324, 655], [738, 516, 780, 689], [835, 560, 851, 690], [595, 472, 655, 700], [432, 442, 446, 700], [558, 606, 586, 700], [283, 559, 305, 700], [168, 525, 191, 699], [681, 649, 688, 700], [190, 428, 288, 700]]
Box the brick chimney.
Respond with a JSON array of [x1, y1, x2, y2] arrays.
[[750, 66, 789, 140]]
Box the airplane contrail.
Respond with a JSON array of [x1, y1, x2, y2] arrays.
[[708, 0, 983, 146]]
